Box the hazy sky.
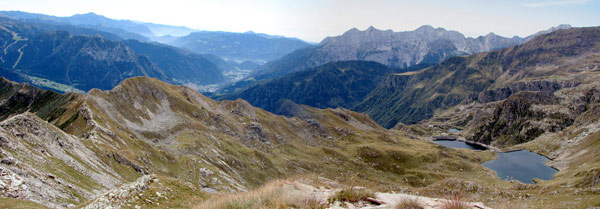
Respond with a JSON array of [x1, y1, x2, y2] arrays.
[[0, 0, 598, 42]]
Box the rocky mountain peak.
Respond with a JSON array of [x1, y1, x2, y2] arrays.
[[555, 24, 572, 29], [261, 25, 528, 79], [341, 27, 360, 36], [77, 12, 101, 17], [526, 24, 573, 40], [485, 32, 497, 37], [68, 12, 110, 24], [415, 25, 436, 32]]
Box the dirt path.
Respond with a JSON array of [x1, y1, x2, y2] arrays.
[[12, 43, 27, 69], [0, 25, 28, 68]]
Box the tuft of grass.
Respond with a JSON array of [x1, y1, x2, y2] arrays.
[[395, 197, 424, 209], [300, 196, 328, 209], [329, 187, 375, 203], [440, 194, 470, 209]]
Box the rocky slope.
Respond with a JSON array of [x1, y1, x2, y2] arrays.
[[0, 112, 119, 208]]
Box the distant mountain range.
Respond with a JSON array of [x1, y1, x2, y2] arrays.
[[0, 11, 196, 39], [0, 11, 153, 41], [0, 11, 312, 64], [220, 24, 571, 93], [0, 17, 230, 91]]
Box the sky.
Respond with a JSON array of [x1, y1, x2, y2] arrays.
[[0, 0, 598, 42]]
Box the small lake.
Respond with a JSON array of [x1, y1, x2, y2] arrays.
[[482, 150, 558, 184], [433, 140, 487, 151]]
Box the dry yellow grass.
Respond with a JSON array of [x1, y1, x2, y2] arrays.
[[193, 179, 328, 209]]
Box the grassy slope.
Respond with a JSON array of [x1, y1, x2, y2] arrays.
[[81, 77, 495, 189], [0, 198, 50, 209], [0, 77, 597, 208]]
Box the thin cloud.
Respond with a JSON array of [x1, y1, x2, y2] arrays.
[[521, 0, 595, 7]]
